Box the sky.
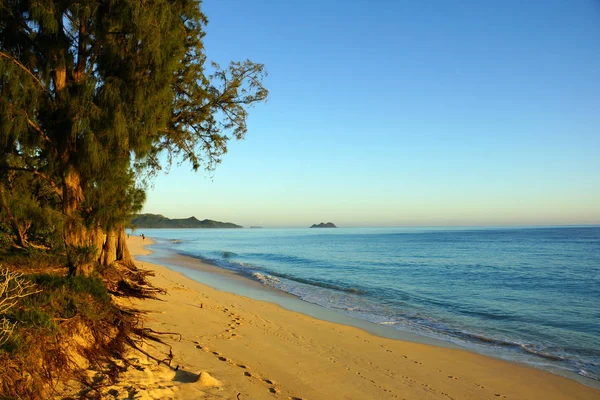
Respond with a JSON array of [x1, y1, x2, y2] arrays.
[[142, 0, 600, 228]]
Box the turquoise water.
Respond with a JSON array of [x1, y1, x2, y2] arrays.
[[138, 226, 600, 384]]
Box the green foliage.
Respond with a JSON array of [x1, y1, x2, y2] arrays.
[[65, 244, 98, 268], [8, 308, 56, 333], [0, 247, 66, 271], [29, 273, 111, 305], [0, 170, 63, 249], [0, 222, 12, 249], [0, 333, 22, 354]]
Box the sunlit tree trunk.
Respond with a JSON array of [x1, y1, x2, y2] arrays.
[[89, 225, 106, 264], [102, 229, 117, 267], [116, 225, 134, 266], [62, 167, 92, 275]]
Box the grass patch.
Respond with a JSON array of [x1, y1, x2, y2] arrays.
[[0, 246, 66, 273]]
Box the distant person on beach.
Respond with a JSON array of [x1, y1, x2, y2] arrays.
[[141, 234, 145, 240]]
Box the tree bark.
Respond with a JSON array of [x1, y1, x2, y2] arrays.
[[102, 229, 117, 267], [54, 59, 67, 92], [0, 183, 27, 248], [116, 225, 134, 266], [62, 167, 90, 275], [88, 225, 106, 264], [73, 17, 87, 83]]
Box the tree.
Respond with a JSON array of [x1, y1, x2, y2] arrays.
[[0, 1, 268, 274]]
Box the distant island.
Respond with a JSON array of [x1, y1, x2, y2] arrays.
[[130, 213, 243, 229], [310, 222, 337, 228]]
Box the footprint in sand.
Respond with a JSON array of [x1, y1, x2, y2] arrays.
[[200, 347, 292, 398]]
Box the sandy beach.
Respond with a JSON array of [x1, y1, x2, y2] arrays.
[[106, 236, 600, 400]]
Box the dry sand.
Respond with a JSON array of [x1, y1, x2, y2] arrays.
[[78, 236, 600, 400]]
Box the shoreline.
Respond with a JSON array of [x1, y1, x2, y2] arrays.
[[124, 235, 600, 399], [139, 236, 600, 388], [140, 249, 461, 349]]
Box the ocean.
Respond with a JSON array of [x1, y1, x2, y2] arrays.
[[136, 226, 600, 386]]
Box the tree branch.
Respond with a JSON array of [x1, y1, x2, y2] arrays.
[[0, 51, 50, 94], [24, 111, 56, 149], [5, 166, 63, 200]]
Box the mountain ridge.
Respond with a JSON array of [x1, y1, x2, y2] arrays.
[[310, 222, 337, 228], [130, 213, 243, 229]]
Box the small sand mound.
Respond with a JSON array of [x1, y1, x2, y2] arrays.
[[197, 371, 222, 387]]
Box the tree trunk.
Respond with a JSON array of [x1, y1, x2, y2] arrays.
[[55, 63, 67, 92], [0, 183, 27, 248], [116, 225, 135, 267], [89, 225, 106, 264], [62, 167, 90, 275], [102, 229, 117, 267]]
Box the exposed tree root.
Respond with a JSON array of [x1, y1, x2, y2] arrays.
[[102, 261, 166, 299]]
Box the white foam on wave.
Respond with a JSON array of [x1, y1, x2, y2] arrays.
[[252, 272, 281, 287]]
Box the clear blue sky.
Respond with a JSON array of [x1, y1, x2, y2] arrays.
[[142, 0, 600, 228]]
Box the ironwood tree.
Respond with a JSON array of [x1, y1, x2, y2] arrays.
[[0, 0, 268, 274]]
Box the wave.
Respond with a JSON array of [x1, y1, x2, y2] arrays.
[[245, 252, 322, 266], [263, 271, 367, 295], [460, 332, 569, 363], [222, 251, 237, 259], [176, 250, 365, 296], [251, 272, 281, 286], [467, 333, 516, 347], [520, 345, 566, 362], [579, 369, 600, 381]]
